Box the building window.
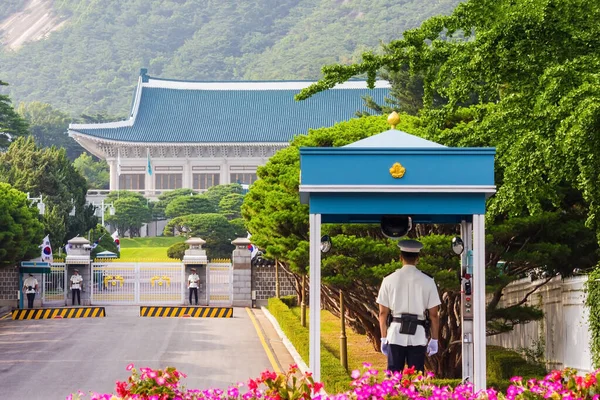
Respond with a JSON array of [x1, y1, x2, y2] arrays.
[[119, 174, 145, 190], [193, 173, 220, 190], [155, 174, 182, 190], [230, 173, 257, 185]]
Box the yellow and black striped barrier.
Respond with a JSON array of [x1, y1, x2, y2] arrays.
[[140, 306, 233, 318], [12, 307, 106, 320]]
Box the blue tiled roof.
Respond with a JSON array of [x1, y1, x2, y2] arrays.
[[71, 86, 391, 143]]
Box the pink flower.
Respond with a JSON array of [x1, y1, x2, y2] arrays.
[[156, 376, 166, 385], [126, 363, 135, 371], [351, 370, 361, 379]]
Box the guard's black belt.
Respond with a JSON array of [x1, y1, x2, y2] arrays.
[[392, 317, 427, 326]]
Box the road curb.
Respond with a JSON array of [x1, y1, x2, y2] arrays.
[[261, 306, 309, 373], [12, 307, 106, 319], [139, 306, 233, 318]]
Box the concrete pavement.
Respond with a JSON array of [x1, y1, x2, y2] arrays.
[[0, 306, 299, 399]]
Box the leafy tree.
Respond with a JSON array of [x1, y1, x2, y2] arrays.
[[86, 224, 120, 258], [0, 182, 44, 266], [164, 195, 215, 218], [218, 193, 245, 220], [298, 0, 600, 239], [17, 102, 83, 160], [229, 218, 248, 238], [73, 152, 110, 189], [0, 80, 29, 150], [153, 188, 195, 220], [43, 206, 67, 254], [163, 213, 236, 259], [204, 183, 243, 211], [242, 113, 598, 377], [105, 191, 152, 237], [167, 242, 188, 261], [0, 136, 94, 247]]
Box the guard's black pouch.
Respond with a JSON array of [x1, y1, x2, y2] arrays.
[[398, 313, 419, 335], [27, 286, 33, 290]]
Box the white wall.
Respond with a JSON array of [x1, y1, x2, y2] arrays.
[[487, 275, 593, 373]]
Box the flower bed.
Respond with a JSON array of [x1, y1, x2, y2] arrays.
[[69, 363, 600, 400]]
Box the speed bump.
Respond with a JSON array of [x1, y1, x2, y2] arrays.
[[140, 306, 233, 318], [12, 307, 106, 320]]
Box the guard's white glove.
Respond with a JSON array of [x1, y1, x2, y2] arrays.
[[381, 338, 390, 356], [427, 339, 438, 356]]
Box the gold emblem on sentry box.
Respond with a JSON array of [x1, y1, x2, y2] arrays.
[[389, 162, 406, 179]]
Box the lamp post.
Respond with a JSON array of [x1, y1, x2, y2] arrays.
[[26, 192, 45, 215], [93, 199, 115, 227]]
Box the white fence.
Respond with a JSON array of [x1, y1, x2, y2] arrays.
[[42, 263, 66, 306], [487, 275, 593, 373], [91, 262, 185, 305], [208, 262, 233, 306]]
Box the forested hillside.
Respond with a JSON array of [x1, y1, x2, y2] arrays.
[[0, 0, 462, 117]]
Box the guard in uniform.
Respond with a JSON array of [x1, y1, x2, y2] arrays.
[[377, 239, 441, 373], [23, 273, 39, 309], [70, 269, 83, 306], [188, 268, 200, 305]]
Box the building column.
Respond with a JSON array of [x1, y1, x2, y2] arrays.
[[109, 160, 118, 190], [472, 214, 487, 392], [183, 160, 192, 189], [309, 213, 322, 383]]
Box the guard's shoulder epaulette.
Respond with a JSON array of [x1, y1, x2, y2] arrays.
[[420, 270, 434, 279]]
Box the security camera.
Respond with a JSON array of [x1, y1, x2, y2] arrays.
[[381, 215, 413, 239]]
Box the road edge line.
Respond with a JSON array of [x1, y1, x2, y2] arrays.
[[246, 307, 281, 373], [260, 306, 309, 374]]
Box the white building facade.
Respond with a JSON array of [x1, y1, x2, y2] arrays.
[[69, 69, 391, 199]]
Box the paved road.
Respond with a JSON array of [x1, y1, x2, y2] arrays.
[[0, 307, 273, 399]]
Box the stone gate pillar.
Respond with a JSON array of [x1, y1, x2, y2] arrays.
[[65, 236, 92, 306], [231, 238, 252, 307]]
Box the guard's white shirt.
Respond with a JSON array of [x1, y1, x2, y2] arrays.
[[376, 265, 441, 346], [188, 274, 200, 288], [23, 277, 38, 294], [70, 274, 83, 290]]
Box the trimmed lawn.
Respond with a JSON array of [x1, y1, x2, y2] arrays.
[[119, 247, 179, 260], [120, 236, 185, 248], [290, 307, 387, 373]]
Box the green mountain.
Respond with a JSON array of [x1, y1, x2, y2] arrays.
[[0, 0, 462, 116]]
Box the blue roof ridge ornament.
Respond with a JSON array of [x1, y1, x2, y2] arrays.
[[344, 111, 446, 149]]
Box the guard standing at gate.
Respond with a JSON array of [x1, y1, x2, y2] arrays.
[[70, 269, 83, 306], [188, 268, 200, 305], [377, 239, 441, 373], [23, 273, 39, 309]]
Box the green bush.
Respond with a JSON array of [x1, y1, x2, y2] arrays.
[[267, 298, 351, 393], [167, 242, 188, 260], [487, 345, 546, 381], [279, 295, 297, 308]]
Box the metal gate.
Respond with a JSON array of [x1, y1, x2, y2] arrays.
[[208, 262, 233, 306], [91, 262, 184, 305], [42, 263, 66, 306]]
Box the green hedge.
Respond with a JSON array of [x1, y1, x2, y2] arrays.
[[267, 298, 351, 393], [279, 295, 297, 308], [487, 345, 547, 382]]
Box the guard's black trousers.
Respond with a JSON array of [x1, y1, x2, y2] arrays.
[[26, 293, 35, 309], [72, 289, 81, 305], [189, 288, 198, 305], [387, 344, 427, 373]]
